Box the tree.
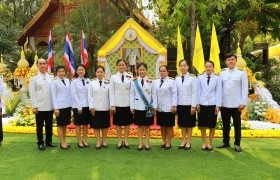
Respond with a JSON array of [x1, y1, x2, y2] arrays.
[[53, 0, 127, 77]]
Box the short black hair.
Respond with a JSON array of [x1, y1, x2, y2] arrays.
[[159, 65, 169, 72], [55, 65, 65, 72], [137, 62, 148, 70], [95, 65, 105, 72], [178, 59, 190, 66], [205, 60, 215, 67], [116, 59, 126, 66], [74, 64, 88, 78], [225, 53, 237, 60]]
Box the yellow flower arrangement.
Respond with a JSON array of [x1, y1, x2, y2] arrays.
[[13, 67, 30, 78], [3, 126, 280, 138], [241, 108, 248, 121], [264, 108, 280, 124]]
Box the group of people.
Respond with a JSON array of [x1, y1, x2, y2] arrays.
[[27, 53, 248, 152]]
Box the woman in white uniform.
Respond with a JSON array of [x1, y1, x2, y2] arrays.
[[110, 59, 133, 149], [88, 66, 110, 150], [197, 60, 222, 151], [153, 65, 177, 150], [175, 59, 197, 150], [51, 65, 72, 150], [130, 62, 154, 151], [71, 64, 91, 148]]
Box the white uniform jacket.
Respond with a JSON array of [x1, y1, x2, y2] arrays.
[[29, 72, 54, 111], [88, 78, 110, 111], [152, 76, 177, 112], [219, 67, 248, 108], [130, 76, 154, 111], [71, 77, 90, 110], [109, 72, 132, 107], [51, 77, 72, 110]]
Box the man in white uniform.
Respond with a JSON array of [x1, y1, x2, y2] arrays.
[[29, 58, 57, 150], [217, 53, 248, 152]]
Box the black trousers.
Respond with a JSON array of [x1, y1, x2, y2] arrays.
[[0, 116, 3, 143], [221, 107, 241, 146], [35, 111, 53, 145]]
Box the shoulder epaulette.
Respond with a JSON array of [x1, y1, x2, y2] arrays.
[[91, 78, 97, 80], [71, 77, 76, 81], [148, 76, 154, 80], [31, 73, 38, 77], [214, 73, 220, 76], [169, 77, 174, 80], [52, 77, 56, 81], [133, 77, 138, 81], [189, 73, 196, 77], [176, 75, 180, 77], [127, 72, 133, 75], [105, 78, 109, 81], [238, 68, 245, 71]]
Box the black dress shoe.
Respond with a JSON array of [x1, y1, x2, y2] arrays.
[[201, 147, 208, 151], [46, 142, 57, 147], [234, 145, 242, 152], [164, 145, 171, 150], [207, 147, 213, 151], [178, 143, 186, 149], [38, 144, 46, 151], [124, 144, 130, 149], [145, 147, 151, 151], [83, 142, 90, 147], [95, 146, 102, 150], [60, 144, 69, 150], [102, 144, 108, 148], [184, 144, 191, 150], [117, 143, 123, 149], [78, 143, 84, 148], [217, 143, 230, 148], [137, 147, 143, 151], [160, 144, 166, 148]]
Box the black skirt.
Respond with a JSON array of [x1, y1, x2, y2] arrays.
[[56, 107, 71, 126], [157, 112, 175, 127], [198, 105, 217, 128], [113, 107, 133, 126], [91, 111, 110, 129], [134, 110, 154, 126], [73, 107, 91, 125], [177, 105, 196, 128]]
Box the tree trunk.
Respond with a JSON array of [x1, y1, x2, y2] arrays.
[[129, 0, 134, 18], [190, 0, 196, 65]]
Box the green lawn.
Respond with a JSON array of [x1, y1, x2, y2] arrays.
[[0, 133, 280, 180]]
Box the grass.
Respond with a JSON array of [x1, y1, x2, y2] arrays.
[[0, 133, 280, 180]]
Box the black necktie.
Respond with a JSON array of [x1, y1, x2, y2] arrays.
[[160, 79, 164, 88], [182, 75, 184, 83], [207, 76, 210, 85], [62, 79, 66, 86], [121, 74, 124, 83], [141, 79, 144, 87], [99, 80, 102, 87], [82, 79, 85, 86]]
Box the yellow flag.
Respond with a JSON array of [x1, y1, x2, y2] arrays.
[[177, 25, 184, 75], [192, 24, 205, 74], [209, 24, 221, 74]]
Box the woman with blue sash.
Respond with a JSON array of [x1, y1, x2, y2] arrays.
[[130, 63, 154, 151]]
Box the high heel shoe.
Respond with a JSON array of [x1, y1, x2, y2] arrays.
[[60, 144, 69, 150], [82, 142, 90, 147], [78, 143, 84, 148], [178, 143, 186, 149], [184, 143, 192, 150]]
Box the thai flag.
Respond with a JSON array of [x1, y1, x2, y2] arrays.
[[80, 30, 89, 69], [63, 32, 76, 77], [47, 30, 54, 72]]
